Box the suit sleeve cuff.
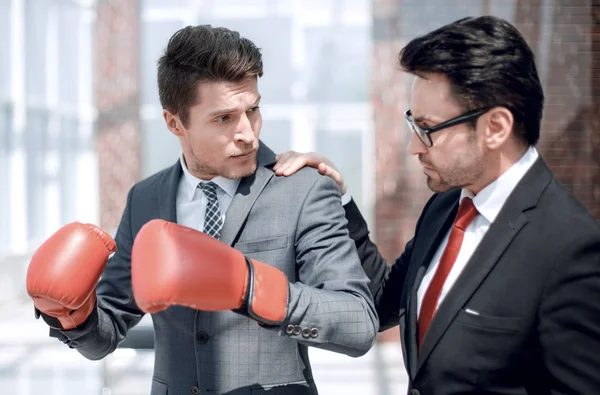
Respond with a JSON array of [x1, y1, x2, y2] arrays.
[[49, 307, 99, 344]]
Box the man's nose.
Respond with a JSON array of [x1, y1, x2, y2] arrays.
[[407, 130, 428, 156], [235, 115, 256, 144]]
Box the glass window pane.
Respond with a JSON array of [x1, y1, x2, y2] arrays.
[[490, 0, 517, 22], [304, 26, 369, 103], [0, 1, 10, 98], [0, 105, 11, 155], [59, 118, 79, 224], [25, 109, 48, 242], [57, 2, 80, 104], [141, 118, 182, 178], [316, 130, 363, 207], [141, 20, 183, 106], [398, 0, 492, 38], [260, 119, 292, 154], [143, 0, 188, 8], [25, 0, 48, 100], [0, 105, 12, 252]]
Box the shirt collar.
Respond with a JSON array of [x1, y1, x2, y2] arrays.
[[179, 153, 240, 202], [461, 146, 539, 223]]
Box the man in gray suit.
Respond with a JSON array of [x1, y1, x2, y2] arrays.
[[25, 25, 378, 394]]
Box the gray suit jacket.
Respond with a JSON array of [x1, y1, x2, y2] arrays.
[[50, 142, 378, 395]]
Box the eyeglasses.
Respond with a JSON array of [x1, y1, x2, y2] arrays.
[[404, 107, 491, 147]]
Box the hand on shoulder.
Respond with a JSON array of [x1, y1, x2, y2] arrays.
[[274, 151, 347, 195]]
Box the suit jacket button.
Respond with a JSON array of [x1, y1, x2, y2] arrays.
[[293, 325, 302, 336], [190, 386, 200, 394], [196, 331, 209, 344], [409, 389, 420, 395], [285, 324, 295, 335], [301, 327, 311, 339], [310, 328, 319, 338]]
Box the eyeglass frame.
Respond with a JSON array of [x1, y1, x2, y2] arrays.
[[404, 107, 491, 147]]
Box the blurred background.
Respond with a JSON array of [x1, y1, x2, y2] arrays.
[[0, 0, 599, 394]]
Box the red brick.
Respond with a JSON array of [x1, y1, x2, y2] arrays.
[[95, 0, 141, 231]]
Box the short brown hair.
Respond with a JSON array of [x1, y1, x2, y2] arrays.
[[157, 25, 263, 127]]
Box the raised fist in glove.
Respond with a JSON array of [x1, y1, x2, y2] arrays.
[[131, 219, 289, 325], [26, 222, 116, 330]]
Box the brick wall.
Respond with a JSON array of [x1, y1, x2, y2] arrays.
[[372, 0, 600, 341], [529, 1, 600, 218], [95, 0, 141, 232]]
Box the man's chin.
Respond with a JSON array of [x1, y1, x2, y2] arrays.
[[222, 163, 257, 180], [426, 177, 451, 193]]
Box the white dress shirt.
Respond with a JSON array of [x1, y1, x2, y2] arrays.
[[176, 154, 240, 231], [416, 147, 539, 317]]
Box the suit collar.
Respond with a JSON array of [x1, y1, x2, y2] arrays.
[[414, 155, 553, 374], [158, 160, 182, 223], [255, 139, 277, 168], [218, 142, 277, 246], [465, 146, 539, 223]]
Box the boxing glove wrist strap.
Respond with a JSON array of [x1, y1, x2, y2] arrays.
[[243, 257, 289, 326], [34, 296, 97, 331]]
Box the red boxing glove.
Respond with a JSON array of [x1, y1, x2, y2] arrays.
[[26, 222, 116, 330], [131, 219, 289, 325]]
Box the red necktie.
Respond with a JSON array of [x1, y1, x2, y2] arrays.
[[418, 197, 478, 350]]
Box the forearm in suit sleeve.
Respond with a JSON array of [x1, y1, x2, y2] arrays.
[[343, 198, 391, 299], [343, 194, 439, 332], [49, 186, 144, 360], [538, 224, 600, 394], [343, 198, 411, 331], [280, 176, 379, 357]]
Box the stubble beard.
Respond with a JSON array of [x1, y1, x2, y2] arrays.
[[426, 154, 485, 193], [189, 153, 258, 180], [224, 161, 258, 179]]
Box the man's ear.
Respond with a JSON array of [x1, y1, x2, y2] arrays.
[[482, 107, 513, 150], [163, 110, 185, 137]]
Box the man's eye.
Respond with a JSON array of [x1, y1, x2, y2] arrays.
[[248, 106, 260, 113], [215, 115, 229, 123]]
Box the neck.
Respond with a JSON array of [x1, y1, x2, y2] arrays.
[[467, 141, 529, 195], [181, 151, 217, 181]]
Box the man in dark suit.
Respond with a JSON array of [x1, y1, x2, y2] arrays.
[[25, 25, 378, 394], [275, 16, 600, 394]]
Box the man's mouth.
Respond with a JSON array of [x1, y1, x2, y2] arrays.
[[232, 151, 255, 158]]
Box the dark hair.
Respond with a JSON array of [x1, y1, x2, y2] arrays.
[[157, 25, 263, 127], [399, 16, 544, 145]]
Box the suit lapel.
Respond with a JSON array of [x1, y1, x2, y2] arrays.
[[405, 264, 426, 379], [219, 142, 276, 246], [415, 157, 552, 374], [158, 161, 182, 223], [405, 198, 459, 379]]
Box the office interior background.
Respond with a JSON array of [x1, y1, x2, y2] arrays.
[[0, 0, 598, 393]]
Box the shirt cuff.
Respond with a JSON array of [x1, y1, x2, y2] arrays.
[[341, 191, 352, 206]]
